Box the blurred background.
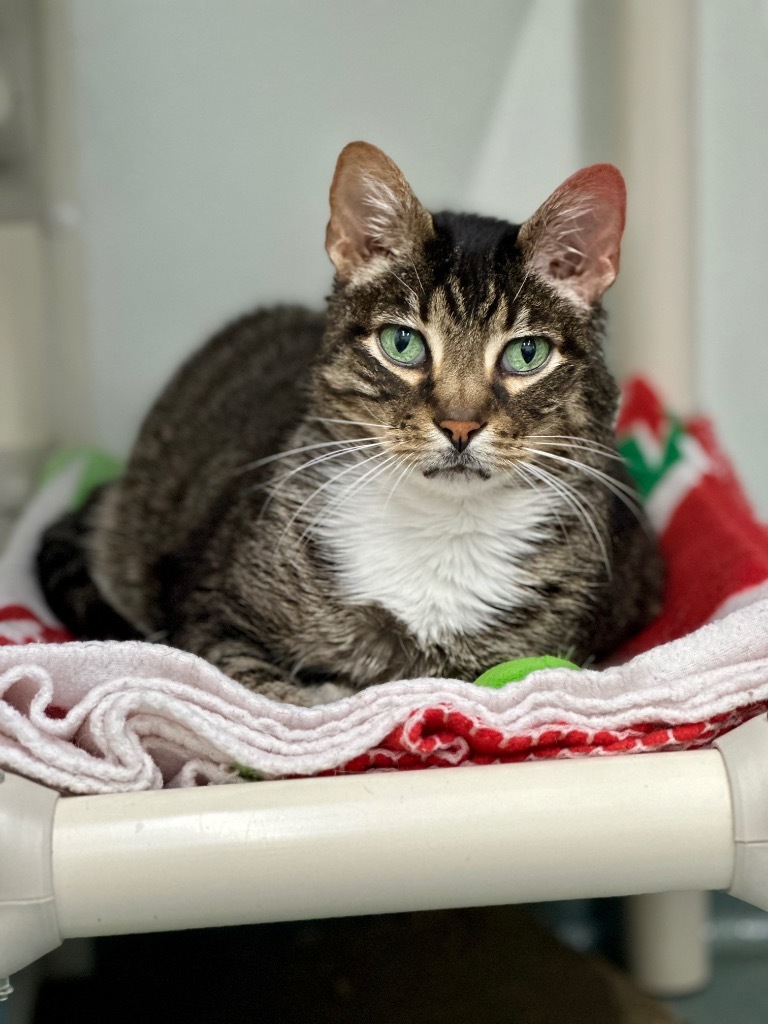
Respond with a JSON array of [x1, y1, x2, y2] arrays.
[[1, 0, 767, 517]]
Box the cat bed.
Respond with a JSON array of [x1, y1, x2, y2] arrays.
[[2, 380, 768, 795]]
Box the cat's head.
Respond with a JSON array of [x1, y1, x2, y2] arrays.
[[315, 141, 626, 486]]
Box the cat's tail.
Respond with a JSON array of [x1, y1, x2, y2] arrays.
[[35, 487, 141, 641]]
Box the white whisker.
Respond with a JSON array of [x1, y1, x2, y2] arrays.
[[303, 452, 401, 546], [279, 447, 387, 527], [267, 440, 382, 489], [512, 267, 532, 305], [237, 435, 380, 475], [292, 451, 398, 548], [401, 253, 425, 298], [524, 446, 643, 518], [256, 441, 385, 522], [529, 434, 625, 463], [380, 455, 418, 518], [308, 416, 391, 431], [391, 271, 419, 308], [523, 459, 611, 577], [512, 461, 569, 540]]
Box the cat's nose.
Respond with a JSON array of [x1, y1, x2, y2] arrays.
[[437, 419, 485, 453]]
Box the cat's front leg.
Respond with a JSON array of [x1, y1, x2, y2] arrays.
[[174, 631, 353, 706]]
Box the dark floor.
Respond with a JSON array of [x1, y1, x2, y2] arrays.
[[30, 904, 675, 1024], [26, 894, 768, 1024], [543, 893, 768, 1024]]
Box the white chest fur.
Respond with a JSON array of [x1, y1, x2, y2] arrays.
[[313, 467, 559, 645]]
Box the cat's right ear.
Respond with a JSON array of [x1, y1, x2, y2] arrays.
[[326, 142, 434, 280]]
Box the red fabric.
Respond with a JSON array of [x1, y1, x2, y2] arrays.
[[616, 377, 669, 439], [0, 605, 72, 646], [615, 421, 768, 659], [328, 700, 768, 774]]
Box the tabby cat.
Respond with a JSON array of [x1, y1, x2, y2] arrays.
[[38, 142, 663, 705]]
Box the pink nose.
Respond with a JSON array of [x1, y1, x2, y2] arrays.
[[437, 419, 484, 453]]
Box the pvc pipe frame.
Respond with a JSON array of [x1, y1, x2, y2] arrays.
[[613, 0, 704, 994], [52, 749, 735, 938], [613, 0, 695, 413], [7, 711, 768, 987]]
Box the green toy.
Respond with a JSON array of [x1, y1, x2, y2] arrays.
[[473, 655, 581, 689], [40, 448, 124, 512], [232, 762, 263, 782]]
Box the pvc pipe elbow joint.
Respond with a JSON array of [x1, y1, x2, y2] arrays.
[[0, 773, 61, 980], [715, 712, 768, 911]]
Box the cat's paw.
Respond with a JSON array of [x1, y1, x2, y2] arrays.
[[309, 681, 356, 705]]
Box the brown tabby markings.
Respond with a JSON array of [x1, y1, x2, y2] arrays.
[[37, 143, 663, 706]]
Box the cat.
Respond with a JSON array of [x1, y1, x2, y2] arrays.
[[37, 142, 663, 706]]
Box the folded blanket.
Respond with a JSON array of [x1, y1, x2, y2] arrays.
[[2, 380, 767, 794]]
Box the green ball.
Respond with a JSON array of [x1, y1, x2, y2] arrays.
[[473, 656, 581, 689]]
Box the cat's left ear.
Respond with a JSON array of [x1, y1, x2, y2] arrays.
[[326, 142, 434, 280], [518, 164, 626, 308]]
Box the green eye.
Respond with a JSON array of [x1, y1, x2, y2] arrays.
[[379, 325, 427, 366], [501, 336, 552, 374]]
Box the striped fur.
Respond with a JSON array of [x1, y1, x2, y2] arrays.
[[36, 145, 663, 705]]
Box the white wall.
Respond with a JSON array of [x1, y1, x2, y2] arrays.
[[34, 0, 768, 515], [0, 222, 45, 450], [42, 0, 539, 454], [696, 0, 768, 513]]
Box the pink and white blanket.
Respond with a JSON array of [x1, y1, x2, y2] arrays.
[[2, 380, 768, 794]]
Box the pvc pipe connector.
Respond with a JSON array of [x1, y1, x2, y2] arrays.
[[0, 773, 61, 978], [715, 712, 768, 911]]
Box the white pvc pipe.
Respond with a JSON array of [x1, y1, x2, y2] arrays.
[[614, 0, 703, 994], [52, 752, 735, 939], [625, 890, 710, 997], [613, 0, 696, 414]]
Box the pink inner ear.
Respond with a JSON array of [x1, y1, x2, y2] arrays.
[[528, 163, 626, 305], [326, 141, 429, 278], [560, 164, 627, 225]]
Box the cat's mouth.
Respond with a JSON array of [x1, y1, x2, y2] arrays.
[[422, 460, 492, 482]]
